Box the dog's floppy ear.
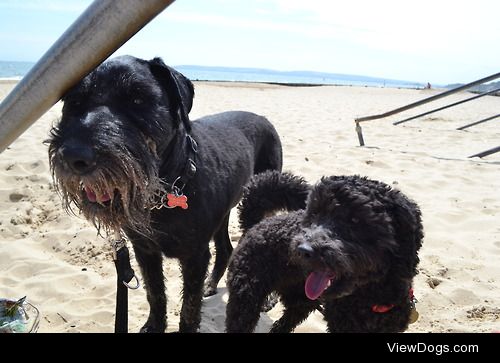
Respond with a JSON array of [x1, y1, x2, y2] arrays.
[[148, 57, 194, 132]]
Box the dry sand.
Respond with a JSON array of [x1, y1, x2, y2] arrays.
[[0, 79, 499, 333]]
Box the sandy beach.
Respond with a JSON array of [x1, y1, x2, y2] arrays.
[[0, 79, 499, 333]]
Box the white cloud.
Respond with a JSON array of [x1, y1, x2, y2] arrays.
[[1, 0, 497, 83], [161, 1, 500, 55], [253, 0, 500, 55], [162, 11, 352, 39], [152, 1, 500, 82]]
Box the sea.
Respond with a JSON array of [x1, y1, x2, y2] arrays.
[[0, 61, 34, 80], [0, 60, 425, 89]]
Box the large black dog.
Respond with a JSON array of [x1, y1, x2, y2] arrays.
[[226, 171, 423, 333], [48, 55, 282, 332]]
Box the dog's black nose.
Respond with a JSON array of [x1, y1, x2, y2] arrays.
[[59, 144, 96, 174], [297, 243, 315, 259]]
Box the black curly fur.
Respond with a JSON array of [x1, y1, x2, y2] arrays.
[[238, 170, 310, 232], [226, 172, 423, 333]]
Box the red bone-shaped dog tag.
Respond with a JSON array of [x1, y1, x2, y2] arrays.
[[166, 193, 188, 209]]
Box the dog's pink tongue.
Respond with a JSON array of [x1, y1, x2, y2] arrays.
[[84, 186, 97, 203], [305, 271, 334, 300], [99, 192, 111, 202], [84, 185, 111, 203]]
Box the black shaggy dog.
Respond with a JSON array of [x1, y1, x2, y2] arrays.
[[226, 171, 423, 333], [48, 55, 282, 332]]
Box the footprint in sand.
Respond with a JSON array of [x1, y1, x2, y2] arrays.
[[9, 192, 26, 202], [466, 306, 500, 321], [427, 277, 443, 289], [450, 288, 480, 305]]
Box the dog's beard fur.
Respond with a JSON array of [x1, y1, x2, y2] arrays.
[[49, 136, 165, 237]]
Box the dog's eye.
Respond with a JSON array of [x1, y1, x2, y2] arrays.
[[133, 98, 144, 105]]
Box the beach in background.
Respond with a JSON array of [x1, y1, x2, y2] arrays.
[[0, 79, 499, 333]]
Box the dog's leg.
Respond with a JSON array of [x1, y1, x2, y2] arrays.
[[269, 292, 317, 333], [253, 123, 283, 174], [226, 288, 268, 333], [133, 246, 167, 333], [204, 214, 233, 297], [179, 248, 210, 332], [261, 291, 279, 312]]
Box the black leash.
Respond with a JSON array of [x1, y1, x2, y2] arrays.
[[111, 235, 139, 333], [112, 133, 198, 332]]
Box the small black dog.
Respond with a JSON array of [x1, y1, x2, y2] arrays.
[[226, 171, 423, 333], [48, 56, 282, 332]]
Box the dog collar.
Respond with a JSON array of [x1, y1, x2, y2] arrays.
[[371, 288, 418, 323], [170, 134, 198, 192], [371, 303, 395, 313], [151, 134, 198, 210]]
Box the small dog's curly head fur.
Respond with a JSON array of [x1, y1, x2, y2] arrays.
[[290, 176, 406, 299]]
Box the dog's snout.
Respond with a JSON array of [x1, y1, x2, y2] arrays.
[[59, 144, 96, 174], [297, 243, 315, 259]]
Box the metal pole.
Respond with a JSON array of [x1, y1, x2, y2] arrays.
[[355, 72, 500, 123], [457, 114, 500, 130], [393, 87, 500, 125], [469, 146, 500, 158], [0, 0, 175, 153], [355, 121, 365, 146]]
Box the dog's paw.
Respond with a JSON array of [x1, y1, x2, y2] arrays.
[[203, 282, 218, 297], [178, 322, 200, 333], [139, 322, 165, 333]]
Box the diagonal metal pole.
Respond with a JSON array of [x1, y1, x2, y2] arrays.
[[354, 71, 500, 146], [355, 72, 500, 123], [393, 88, 500, 125], [457, 113, 500, 130], [469, 146, 500, 158], [0, 0, 175, 153]]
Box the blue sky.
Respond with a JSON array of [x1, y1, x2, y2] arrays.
[[0, 0, 499, 84]]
